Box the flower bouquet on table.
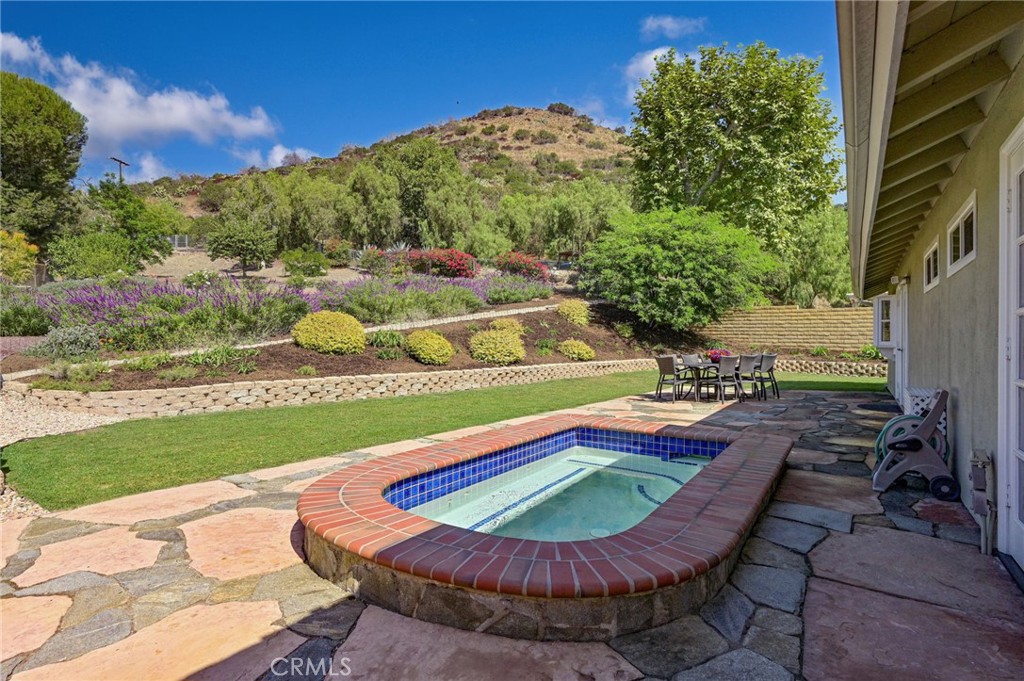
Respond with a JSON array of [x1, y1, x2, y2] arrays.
[[706, 349, 732, 364]]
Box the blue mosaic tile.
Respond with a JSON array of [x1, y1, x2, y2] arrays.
[[383, 427, 727, 511]]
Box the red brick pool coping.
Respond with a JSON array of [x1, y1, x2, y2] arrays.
[[297, 414, 792, 599]]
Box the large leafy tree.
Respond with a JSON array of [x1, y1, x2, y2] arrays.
[[0, 72, 88, 247], [205, 217, 276, 277], [630, 44, 843, 253], [578, 209, 777, 330]]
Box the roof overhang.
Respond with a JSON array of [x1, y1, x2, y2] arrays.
[[838, 1, 1024, 298]]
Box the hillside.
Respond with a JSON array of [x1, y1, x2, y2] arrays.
[[135, 104, 632, 217]]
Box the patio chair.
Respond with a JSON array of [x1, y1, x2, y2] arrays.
[[737, 355, 761, 399], [872, 389, 959, 500], [708, 355, 744, 402], [753, 353, 780, 399], [655, 355, 693, 403]]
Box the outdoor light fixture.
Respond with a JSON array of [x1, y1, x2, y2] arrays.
[[887, 275, 910, 295]]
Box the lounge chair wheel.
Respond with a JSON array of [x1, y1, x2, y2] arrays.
[[929, 475, 960, 501]]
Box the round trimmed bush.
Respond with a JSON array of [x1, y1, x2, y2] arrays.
[[558, 339, 596, 361], [557, 300, 590, 326], [469, 330, 526, 366], [292, 311, 366, 355], [489, 317, 525, 335], [406, 330, 455, 365]]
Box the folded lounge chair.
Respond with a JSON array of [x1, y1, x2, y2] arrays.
[[871, 389, 959, 500]]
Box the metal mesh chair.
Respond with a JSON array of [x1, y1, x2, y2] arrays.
[[709, 355, 744, 402], [753, 353, 779, 399], [655, 355, 693, 402]]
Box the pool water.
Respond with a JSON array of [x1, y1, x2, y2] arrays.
[[410, 446, 707, 541]]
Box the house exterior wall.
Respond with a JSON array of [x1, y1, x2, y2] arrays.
[[894, 64, 1024, 501]]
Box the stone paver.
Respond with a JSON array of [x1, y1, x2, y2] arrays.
[[247, 457, 349, 481], [740, 537, 810, 575], [59, 481, 254, 526], [786, 447, 839, 465], [912, 497, 978, 526], [1, 518, 32, 565], [809, 524, 1024, 621], [742, 625, 800, 673], [610, 615, 729, 677], [803, 578, 1024, 681], [767, 501, 853, 533], [699, 583, 755, 643], [0, 596, 71, 660], [11, 601, 303, 681], [775, 469, 884, 515], [731, 564, 806, 614], [339, 606, 642, 681], [13, 527, 163, 588], [179, 507, 303, 581], [755, 516, 829, 553], [672, 648, 792, 681]]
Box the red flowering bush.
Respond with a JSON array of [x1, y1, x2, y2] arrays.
[[408, 249, 478, 278], [494, 251, 549, 281]]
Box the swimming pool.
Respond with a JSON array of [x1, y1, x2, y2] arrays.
[[298, 414, 791, 641]]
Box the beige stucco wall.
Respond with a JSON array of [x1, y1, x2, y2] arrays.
[[892, 63, 1024, 500]]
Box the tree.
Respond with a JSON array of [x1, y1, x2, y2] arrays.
[[373, 138, 464, 245], [777, 204, 853, 307], [0, 230, 39, 283], [630, 44, 843, 253], [338, 162, 401, 247], [0, 72, 88, 247], [578, 209, 777, 330], [87, 175, 174, 268], [219, 174, 291, 249], [280, 151, 305, 167], [205, 218, 276, 277]]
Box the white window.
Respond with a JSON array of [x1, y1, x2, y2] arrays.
[[924, 240, 940, 292], [874, 296, 894, 348], [947, 191, 977, 276]]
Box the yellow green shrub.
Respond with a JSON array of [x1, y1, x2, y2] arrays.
[[406, 330, 455, 365], [557, 300, 590, 326], [469, 330, 526, 366], [558, 339, 596, 361], [291, 311, 366, 355], [489, 317, 525, 335]]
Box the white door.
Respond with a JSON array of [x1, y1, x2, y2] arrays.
[[1001, 126, 1024, 568], [894, 284, 909, 409]]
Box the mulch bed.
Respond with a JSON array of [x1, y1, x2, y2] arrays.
[[58, 306, 681, 392]]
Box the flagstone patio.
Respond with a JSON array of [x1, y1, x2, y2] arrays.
[[3, 390, 1023, 681]]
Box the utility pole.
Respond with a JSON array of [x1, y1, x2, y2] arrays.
[[109, 157, 130, 182]]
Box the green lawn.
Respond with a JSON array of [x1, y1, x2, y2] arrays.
[[3, 370, 886, 510], [774, 372, 887, 393]]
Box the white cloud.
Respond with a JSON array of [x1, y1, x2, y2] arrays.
[[640, 16, 706, 40], [123, 152, 174, 183], [1, 32, 276, 158], [624, 47, 674, 104], [229, 144, 317, 169]]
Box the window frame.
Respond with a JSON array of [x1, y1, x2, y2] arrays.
[[923, 239, 940, 292], [874, 295, 895, 349], [947, 190, 977, 277]]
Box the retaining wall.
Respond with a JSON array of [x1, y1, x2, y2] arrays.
[[775, 358, 886, 377], [703, 306, 874, 353], [5, 359, 656, 419]]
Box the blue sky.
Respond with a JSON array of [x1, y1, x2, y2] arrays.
[[1, 1, 843, 186]]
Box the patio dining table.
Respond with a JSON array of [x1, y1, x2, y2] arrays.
[[677, 360, 721, 402]]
